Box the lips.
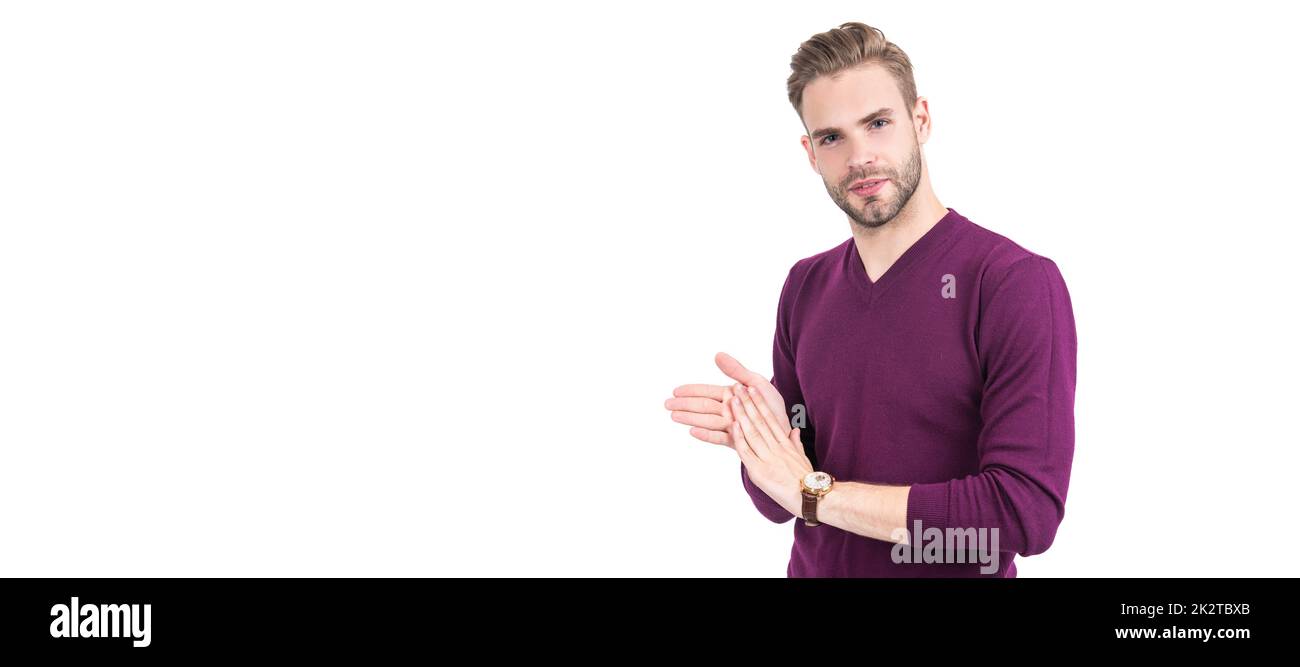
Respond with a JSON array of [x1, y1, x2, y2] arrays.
[[849, 179, 887, 196]]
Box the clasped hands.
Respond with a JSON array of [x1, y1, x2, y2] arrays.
[[663, 352, 814, 517]]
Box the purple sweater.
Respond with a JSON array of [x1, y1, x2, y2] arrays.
[[741, 208, 1077, 577]]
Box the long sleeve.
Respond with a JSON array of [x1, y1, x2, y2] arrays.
[[905, 255, 1077, 556], [740, 263, 814, 524]]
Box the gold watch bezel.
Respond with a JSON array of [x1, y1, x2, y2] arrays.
[[801, 471, 835, 496]]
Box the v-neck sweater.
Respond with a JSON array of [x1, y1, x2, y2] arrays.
[[740, 207, 1078, 577]]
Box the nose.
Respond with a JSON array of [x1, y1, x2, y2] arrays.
[[846, 138, 878, 171]]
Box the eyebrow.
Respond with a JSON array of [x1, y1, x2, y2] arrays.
[[810, 107, 895, 140]]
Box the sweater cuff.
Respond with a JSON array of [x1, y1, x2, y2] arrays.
[[906, 481, 951, 537]]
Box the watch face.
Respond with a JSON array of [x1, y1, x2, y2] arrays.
[[804, 472, 832, 491]]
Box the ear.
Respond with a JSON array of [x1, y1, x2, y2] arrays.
[[799, 135, 819, 174], [912, 96, 932, 144]]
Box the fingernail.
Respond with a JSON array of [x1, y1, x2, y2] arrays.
[[747, 385, 757, 395]]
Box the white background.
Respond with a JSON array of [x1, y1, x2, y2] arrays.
[[2, 1, 1297, 577]]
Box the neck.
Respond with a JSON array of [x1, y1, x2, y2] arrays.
[[850, 192, 947, 281]]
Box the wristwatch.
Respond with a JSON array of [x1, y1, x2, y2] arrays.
[[800, 471, 835, 526]]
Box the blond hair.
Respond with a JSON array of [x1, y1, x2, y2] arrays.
[[787, 22, 918, 121]]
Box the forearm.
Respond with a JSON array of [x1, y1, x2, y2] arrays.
[[816, 481, 912, 544]]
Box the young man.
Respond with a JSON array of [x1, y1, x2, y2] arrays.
[[664, 22, 1077, 577]]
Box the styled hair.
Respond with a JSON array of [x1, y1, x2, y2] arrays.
[[787, 22, 918, 121]]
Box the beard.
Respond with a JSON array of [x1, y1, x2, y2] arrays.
[[824, 138, 923, 230]]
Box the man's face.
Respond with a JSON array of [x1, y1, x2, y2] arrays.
[[799, 64, 924, 229]]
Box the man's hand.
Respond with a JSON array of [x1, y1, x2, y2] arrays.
[[664, 352, 792, 447], [727, 382, 815, 517]]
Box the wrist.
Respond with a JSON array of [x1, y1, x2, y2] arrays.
[[815, 479, 845, 526]]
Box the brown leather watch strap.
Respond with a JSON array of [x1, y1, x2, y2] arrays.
[[801, 490, 820, 526]]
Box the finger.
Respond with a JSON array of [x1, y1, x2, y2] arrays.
[[729, 420, 754, 461], [720, 386, 733, 422], [663, 396, 724, 415], [736, 383, 780, 452], [715, 352, 766, 386], [735, 411, 770, 461], [670, 411, 730, 431], [690, 426, 733, 448], [672, 384, 727, 400], [746, 385, 791, 448], [732, 390, 771, 458]]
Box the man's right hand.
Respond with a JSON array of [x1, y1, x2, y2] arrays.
[[664, 351, 793, 448]]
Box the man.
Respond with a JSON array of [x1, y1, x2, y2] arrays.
[[663, 22, 1077, 577]]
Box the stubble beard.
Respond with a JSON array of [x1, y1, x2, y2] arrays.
[[825, 140, 923, 230]]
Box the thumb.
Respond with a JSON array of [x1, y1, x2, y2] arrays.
[[715, 351, 763, 385], [717, 352, 788, 430]]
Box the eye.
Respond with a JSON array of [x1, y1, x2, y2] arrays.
[[870, 119, 890, 129], [819, 133, 839, 146]]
